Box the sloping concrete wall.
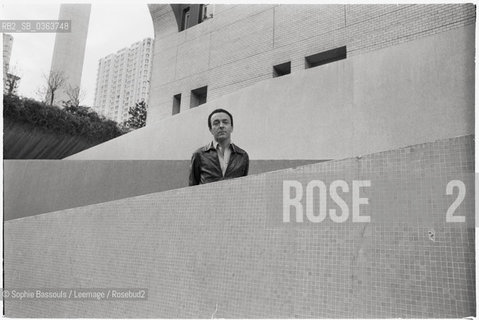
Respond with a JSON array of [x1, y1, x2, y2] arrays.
[[68, 25, 474, 161], [5, 135, 475, 318], [4, 159, 322, 220]]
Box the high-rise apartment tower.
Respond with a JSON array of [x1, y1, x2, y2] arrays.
[[93, 38, 153, 124], [3, 33, 13, 77]]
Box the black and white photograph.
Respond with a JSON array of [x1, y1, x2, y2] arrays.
[[1, 1, 476, 318]]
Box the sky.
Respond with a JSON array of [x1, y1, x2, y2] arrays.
[[1, 1, 154, 106]]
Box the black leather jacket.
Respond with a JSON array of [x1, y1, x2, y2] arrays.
[[189, 142, 249, 186]]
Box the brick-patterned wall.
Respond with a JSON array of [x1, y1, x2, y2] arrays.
[[69, 23, 473, 161], [4, 135, 475, 317], [147, 4, 475, 123]]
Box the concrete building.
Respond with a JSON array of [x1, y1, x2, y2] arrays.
[[93, 38, 153, 123], [47, 4, 91, 106], [146, 4, 475, 125]]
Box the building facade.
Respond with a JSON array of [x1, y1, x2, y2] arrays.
[[3, 33, 13, 77], [3, 33, 14, 93], [3, 33, 20, 95], [147, 4, 475, 124], [93, 38, 154, 124], [70, 4, 473, 164], [48, 3, 91, 106]]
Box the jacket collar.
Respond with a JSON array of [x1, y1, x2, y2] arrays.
[[204, 141, 244, 154]]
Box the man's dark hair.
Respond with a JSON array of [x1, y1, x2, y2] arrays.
[[208, 108, 234, 129]]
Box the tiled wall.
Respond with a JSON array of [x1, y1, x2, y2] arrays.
[[147, 4, 476, 122], [4, 159, 322, 220], [4, 135, 475, 317]]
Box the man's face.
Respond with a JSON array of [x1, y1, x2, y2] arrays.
[[210, 112, 233, 142]]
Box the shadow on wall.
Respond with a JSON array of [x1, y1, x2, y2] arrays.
[[4, 159, 325, 220]]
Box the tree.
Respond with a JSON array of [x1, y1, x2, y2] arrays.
[[4, 73, 20, 95], [63, 104, 103, 123], [123, 100, 147, 129], [4, 64, 22, 95], [63, 85, 87, 107], [37, 70, 67, 106]]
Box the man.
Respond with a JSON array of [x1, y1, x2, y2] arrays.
[[189, 108, 249, 186]]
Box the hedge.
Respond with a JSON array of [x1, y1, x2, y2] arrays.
[[3, 94, 126, 143]]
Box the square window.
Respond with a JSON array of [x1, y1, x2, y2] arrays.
[[273, 61, 291, 78], [190, 86, 207, 108]]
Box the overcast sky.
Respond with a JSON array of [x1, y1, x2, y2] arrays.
[[2, 1, 154, 106]]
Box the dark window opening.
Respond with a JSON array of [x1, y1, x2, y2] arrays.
[[198, 4, 205, 24], [181, 7, 190, 31], [305, 46, 347, 69], [175, 4, 208, 32], [190, 86, 207, 108], [172, 94, 181, 115], [273, 61, 291, 78]]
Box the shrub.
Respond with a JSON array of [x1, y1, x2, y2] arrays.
[[3, 94, 127, 143]]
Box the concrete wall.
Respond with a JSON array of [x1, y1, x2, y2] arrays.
[[147, 4, 475, 122], [4, 159, 322, 220], [68, 24, 474, 160], [4, 135, 475, 317]]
